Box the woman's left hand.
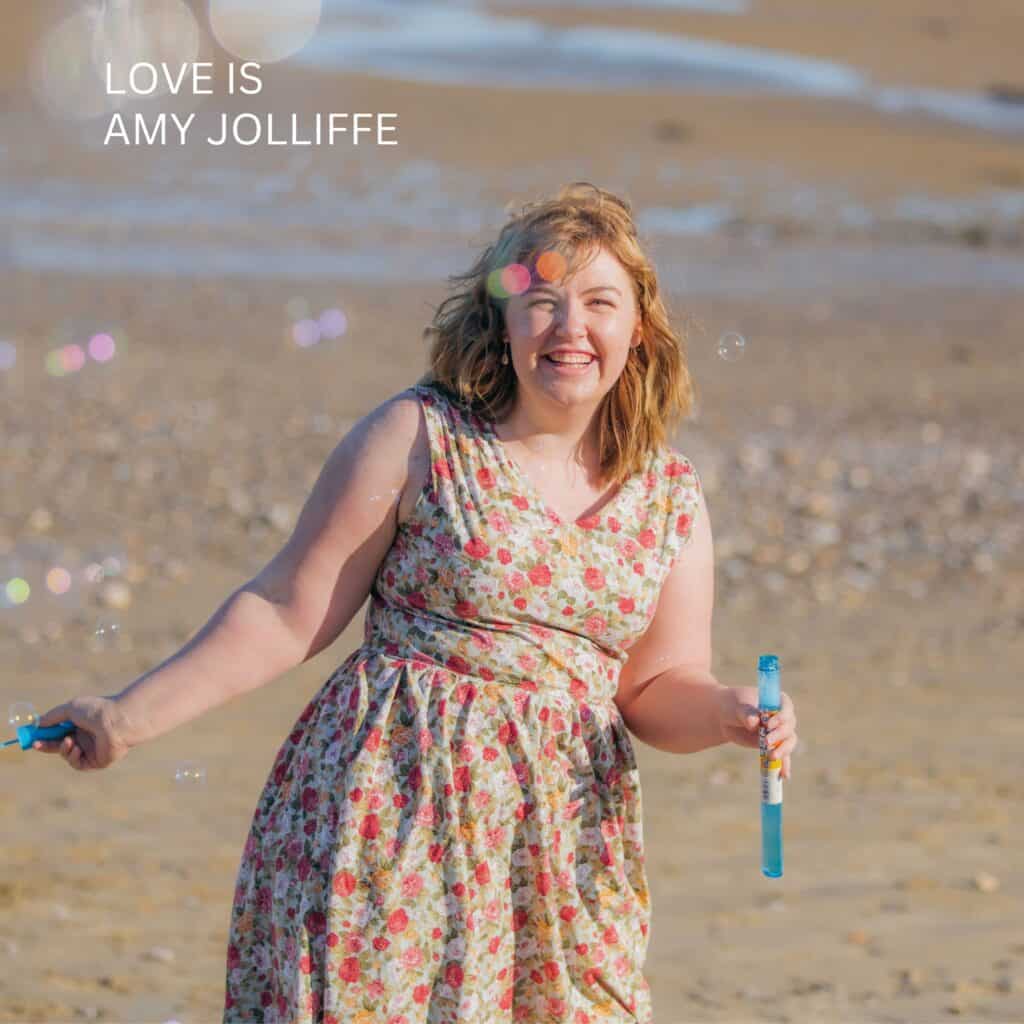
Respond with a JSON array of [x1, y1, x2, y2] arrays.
[[716, 686, 799, 781]]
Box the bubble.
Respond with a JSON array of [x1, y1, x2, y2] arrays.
[[500, 263, 531, 297], [485, 268, 511, 301], [88, 333, 117, 363], [81, 545, 127, 586], [292, 319, 321, 348], [30, 0, 200, 121], [716, 331, 746, 362], [174, 761, 207, 787], [45, 344, 88, 378], [318, 308, 348, 340], [535, 250, 566, 283], [8, 702, 38, 730], [91, 618, 121, 651], [0, 341, 17, 372], [285, 296, 310, 321], [210, 0, 322, 63], [3, 575, 30, 607]]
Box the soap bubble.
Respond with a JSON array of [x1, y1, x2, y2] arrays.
[[318, 308, 347, 340], [174, 761, 207, 787], [91, 618, 121, 652], [716, 331, 746, 362], [210, 0, 322, 63], [8, 702, 38, 730]]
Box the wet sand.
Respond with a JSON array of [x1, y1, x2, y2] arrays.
[[1, 3, 1023, 1022]]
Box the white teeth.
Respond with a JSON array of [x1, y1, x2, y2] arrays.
[[546, 355, 593, 365]]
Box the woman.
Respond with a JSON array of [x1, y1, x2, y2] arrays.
[[35, 182, 798, 1023]]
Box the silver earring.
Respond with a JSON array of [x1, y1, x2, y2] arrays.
[[501, 342, 509, 365]]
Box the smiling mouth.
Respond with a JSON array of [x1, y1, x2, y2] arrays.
[[542, 355, 595, 366]]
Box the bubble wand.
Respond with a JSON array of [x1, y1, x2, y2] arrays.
[[2, 719, 76, 750], [758, 653, 783, 878]]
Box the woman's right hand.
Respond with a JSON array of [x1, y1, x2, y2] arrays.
[[32, 695, 133, 771]]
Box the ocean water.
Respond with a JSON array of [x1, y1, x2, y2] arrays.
[[298, 0, 1024, 138]]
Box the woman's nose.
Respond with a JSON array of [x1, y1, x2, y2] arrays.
[[556, 299, 587, 337]]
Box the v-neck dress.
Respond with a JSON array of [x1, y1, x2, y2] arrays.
[[223, 381, 703, 1024]]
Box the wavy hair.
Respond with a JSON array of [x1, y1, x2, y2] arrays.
[[416, 182, 695, 487]]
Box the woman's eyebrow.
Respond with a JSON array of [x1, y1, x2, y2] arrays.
[[525, 284, 622, 297]]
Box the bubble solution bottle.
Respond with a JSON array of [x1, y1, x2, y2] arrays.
[[759, 653, 783, 878]]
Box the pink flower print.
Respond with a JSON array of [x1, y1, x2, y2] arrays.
[[453, 765, 472, 792], [338, 956, 361, 983], [432, 532, 456, 556], [547, 997, 568, 1019], [332, 870, 356, 897], [584, 613, 607, 636], [301, 786, 319, 813], [487, 510, 512, 534], [583, 567, 606, 590], [505, 570, 527, 592], [638, 527, 656, 550], [401, 872, 424, 899], [387, 908, 409, 934], [675, 511, 693, 539], [528, 563, 552, 587], [418, 728, 434, 752], [472, 790, 491, 812], [368, 789, 386, 811], [497, 547, 513, 565], [485, 826, 506, 850], [464, 536, 490, 559], [617, 596, 635, 613], [453, 598, 479, 618], [453, 682, 477, 703], [345, 932, 366, 954], [401, 946, 424, 969], [515, 651, 538, 672], [414, 804, 436, 827], [360, 813, 380, 839]]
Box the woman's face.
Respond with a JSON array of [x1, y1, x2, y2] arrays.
[[502, 246, 641, 414]]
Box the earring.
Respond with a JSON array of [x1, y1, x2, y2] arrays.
[[501, 341, 509, 365]]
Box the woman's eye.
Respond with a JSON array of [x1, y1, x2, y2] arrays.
[[529, 299, 612, 307]]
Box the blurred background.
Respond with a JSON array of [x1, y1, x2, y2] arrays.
[[2, 2, 1023, 1021]]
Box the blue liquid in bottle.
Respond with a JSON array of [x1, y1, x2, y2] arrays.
[[758, 653, 783, 878]]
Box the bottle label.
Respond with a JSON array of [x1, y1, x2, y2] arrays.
[[759, 709, 782, 805]]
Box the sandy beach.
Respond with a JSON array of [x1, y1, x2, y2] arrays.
[[2, 2, 1023, 1022]]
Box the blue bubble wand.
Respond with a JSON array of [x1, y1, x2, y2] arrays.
[[2, 720, 76, 750], [758, 653, 783, 878]]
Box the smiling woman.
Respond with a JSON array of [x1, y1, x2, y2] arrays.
[[417, 181, 696, 491]]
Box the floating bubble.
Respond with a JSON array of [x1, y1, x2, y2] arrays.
[[91, 618, 121, 651], [46, 567, 74, 597], [30, 0, 200, 121], [0, 341, 16, 372], [8, 702, 38, 730], [535, 250, 566, 283], [500, 263, 531, 297], [87, 333, 117, 363], [485, 268, 510, 301], [318, 308, 347, 340], [292, 319, 321, 348], [45, 344, 88, 378], [716, 331, 746, 362], [0, 541, 87, 627], [285, 296, 310, 321], [3, 575, 30, 607], [174, 761, 207, 787], [210, 0, 322, 63]]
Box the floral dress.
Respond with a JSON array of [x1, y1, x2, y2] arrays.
[[223, 381, 702, 1024]]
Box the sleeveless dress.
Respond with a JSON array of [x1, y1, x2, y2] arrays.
[[223, 382, 702, 1024]]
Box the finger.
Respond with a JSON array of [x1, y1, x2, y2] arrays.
[[37, 704, 70, 729]]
